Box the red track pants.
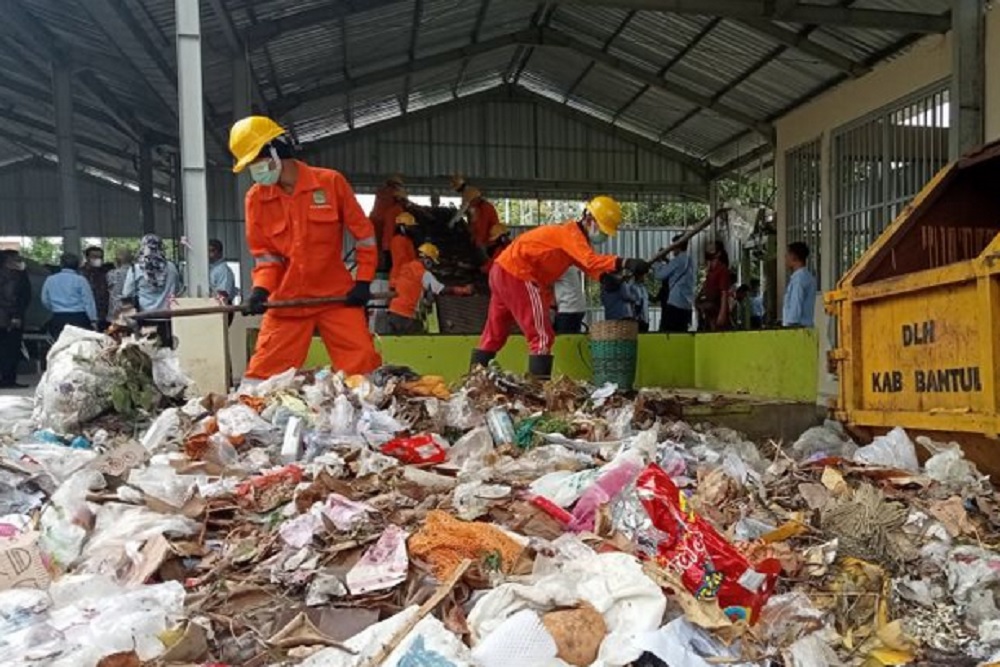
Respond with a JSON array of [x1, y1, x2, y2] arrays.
[[478, 264, 555, 355]]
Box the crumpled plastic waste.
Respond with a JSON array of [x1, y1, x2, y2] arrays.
[[853, 426, 919, 471], [32, 327, 115, 432], [346, 524, 409, 595]]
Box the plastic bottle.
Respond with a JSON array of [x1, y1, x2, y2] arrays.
[[487, 407, 516, 445]]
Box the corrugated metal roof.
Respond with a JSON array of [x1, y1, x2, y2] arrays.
[[0, 0, 952, 204]]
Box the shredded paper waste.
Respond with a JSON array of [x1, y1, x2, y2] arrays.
[[2, 326, 1000, 666]]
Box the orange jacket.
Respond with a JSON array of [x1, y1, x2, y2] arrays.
[[469, 199, 498, 248], [389, 260, 429, 319], [246, 161, 377, 306], [389, 234, 417, 283], [496, 220, 618, 288], [370, 186, 405, 252]]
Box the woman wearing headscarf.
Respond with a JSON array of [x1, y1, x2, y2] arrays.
[[122, 234, 184, 346]]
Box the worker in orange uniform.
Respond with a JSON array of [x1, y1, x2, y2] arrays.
[[229, 116, 382, 379], [482, 223, 511, 274], [389, 212, 419, 283], [462, 187, 499, 259], [369, 174, 408, 269], [471, 196, 649, 379], [388, 243, 473, 335]]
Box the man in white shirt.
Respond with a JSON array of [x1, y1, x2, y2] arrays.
[[553, 266, 587, 334]]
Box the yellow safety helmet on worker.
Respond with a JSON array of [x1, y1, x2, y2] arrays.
[[488, 223, 509, 243], [395, 212, 417, 228], [229, 116, 287, 174], [584, 195, 622, 240], [418, 243, 440, 265]]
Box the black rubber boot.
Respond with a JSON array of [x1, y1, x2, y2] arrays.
[[470, 349, 496, 369], [528, 354, 554, 381]]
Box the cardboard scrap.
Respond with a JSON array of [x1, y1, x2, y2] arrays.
[[125, 534, 173, 586], [269, 611, 357, 651], [927, 496, 976, 538], [0, 531, 50, 591], [90, 441, 148, 477]]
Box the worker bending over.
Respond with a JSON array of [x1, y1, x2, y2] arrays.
[[230, 116, 381, 379], [370, 174, 408, 269], [462, 187, 499, 258], [388, 243, 473, 335], [389, 212, 419, 283], [471, 196, 649, 379]]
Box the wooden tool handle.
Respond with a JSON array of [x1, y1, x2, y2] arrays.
[[130, 293, 396, 321]]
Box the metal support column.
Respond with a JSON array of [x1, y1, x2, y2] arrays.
[[53, 61, 82, 254], [139, 139, 156, 234], [176, 0, 210, 297], [950, 0, 985, 158], [232, 54, 253, 296]]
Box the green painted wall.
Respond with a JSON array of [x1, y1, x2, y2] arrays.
[[301, 328, 817, 401]]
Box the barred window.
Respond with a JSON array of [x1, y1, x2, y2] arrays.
[[785, 138, 822, 283]]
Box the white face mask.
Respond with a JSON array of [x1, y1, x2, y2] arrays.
[[89, 258, 103, 268], [249, 155, 282, 186]]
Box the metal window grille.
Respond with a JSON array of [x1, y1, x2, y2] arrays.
[[832, 81, 950, 278], [785, 138, 822, 280]]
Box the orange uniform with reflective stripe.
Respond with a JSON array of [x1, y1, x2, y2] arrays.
[[245, 161, 381, 378], [389, 234, 417, 283], [369, 185, 405, 253], [495, 220, 618, 288], [469, 199, 499, 248], [388, 260, 427, 319]]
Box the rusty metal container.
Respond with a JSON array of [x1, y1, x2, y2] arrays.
[[826, 141, 1000, 445]]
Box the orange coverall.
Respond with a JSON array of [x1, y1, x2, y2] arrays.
[[468, 199, 499, 249], [389, 260, 435, 320], [369, 185, 406, 254], [388, 234, 417, 283], [480, 221, 618, 355], [245, 161, 382, 378]]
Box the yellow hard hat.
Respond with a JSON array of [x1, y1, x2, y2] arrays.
[[586, 195, 622, 236], [229, 116, 286, 174], [418, 243, 441, 263], [395, 212, 417, 227], [462, 187, 482, 206], [488, 223, 509, 243], [450, 173, 466, 192]]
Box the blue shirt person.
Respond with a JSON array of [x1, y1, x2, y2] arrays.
[[782, 242, 817, 327], [123, 235, 184, 312], [653, 249, 696, 311], [41, 253, 98, 338], [208, 238, 238, 304]]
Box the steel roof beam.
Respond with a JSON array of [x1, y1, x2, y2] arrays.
[[740, 20, 870, 77], [542, 28, 775, 140], [556, 1, 950, 33], [401, 0, 424, 114], [453, 0, 493, 98], [276, 26, 774, 140], [205, 0, 272, 114], [244, 0, 402, 46]]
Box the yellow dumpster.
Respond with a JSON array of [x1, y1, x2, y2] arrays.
[[826, 140, 1000, 470]]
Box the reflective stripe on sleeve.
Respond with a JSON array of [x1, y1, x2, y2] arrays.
[[253, 254, 285, 266], [356, 236, 377, 248]]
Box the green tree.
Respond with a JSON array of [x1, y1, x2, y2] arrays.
[[21, 238, 62, 265]]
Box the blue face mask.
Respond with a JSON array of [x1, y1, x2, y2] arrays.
[[249, 157, 282, 186]]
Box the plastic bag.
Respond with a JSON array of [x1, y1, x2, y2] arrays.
[[141, 408, 182, 453], [346, 524, 409, 595], [0, 396, 33, 437], [452, 481, 511, 521], [151, 347, 194, 398], [328, 394, 357, 435], [216, 403, 272, 440], [32, 327, 115, 432], [853, 427, 919, 472], [76, 503, 198, 575], [127, 464, 200, 508], [381, 435, 447, 465], [792, 422, 857, 462], [924, 445, 985, 489], [635, 618, 756, 667], [38, 468, 104, 568], [621, 463, 780, 623], [569, 450, 644, 533]]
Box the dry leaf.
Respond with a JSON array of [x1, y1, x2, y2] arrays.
[[161, 622, 210, 663], [269, 611, 354, 651], [762, 521, 809, 544], [876, 620, 915, 652], [96, 652, 140, 667], [927, 496, 975, 537], [821, 467, 848, 495], [866, 647, 915, 665], [798, 483, 832, 510]]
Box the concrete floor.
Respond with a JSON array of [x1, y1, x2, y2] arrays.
[[0, 374, 39, 398]]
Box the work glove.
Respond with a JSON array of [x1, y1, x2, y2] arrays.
[[346, 281, 372, 307], [600, 273, 623, 292], [244, 287, 270, 316], [619, 257, 651, 276]]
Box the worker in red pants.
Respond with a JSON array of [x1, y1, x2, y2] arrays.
[[471, 196, 649, 379], [230, 115, 382, 379]]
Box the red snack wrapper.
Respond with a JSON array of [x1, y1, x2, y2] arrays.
[[235, 464, 304, 497], [635, 463, 780, 623], [380, 434, 447, 465]]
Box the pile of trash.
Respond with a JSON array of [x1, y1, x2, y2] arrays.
[[2, 328, 1000, 666]]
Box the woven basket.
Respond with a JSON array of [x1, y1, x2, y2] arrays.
[[589, 320, 639, 390]]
